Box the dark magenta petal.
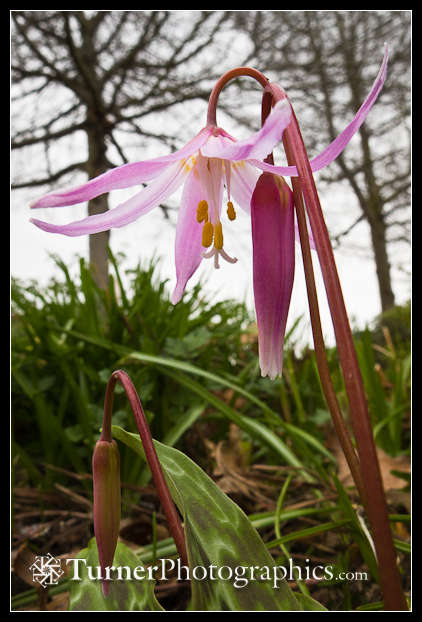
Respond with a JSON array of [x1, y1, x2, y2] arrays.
[[251, 173, 295, 378]]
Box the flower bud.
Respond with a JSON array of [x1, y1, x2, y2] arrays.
[[92, 439, 121, 597], [251, 172, 295, 379]]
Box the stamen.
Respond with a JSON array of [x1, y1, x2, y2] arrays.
[[227, 201, 236, 221], [219, 248, 238, 264], [214, 221, 223, 249], [196, 200, 208, 223], [201, 247, 238, 268], [201, 221, 214, 247]]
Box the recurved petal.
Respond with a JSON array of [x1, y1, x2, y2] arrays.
[[249, 45, 389, 178], [31, 161, 188, 237], [171, 167, 205, 304], [251, 173, 295, 379], [200, 99, 292, 162], [30, 127, 212, 209]]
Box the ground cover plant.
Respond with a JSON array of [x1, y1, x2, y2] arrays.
[[11, 256, 410, 611]]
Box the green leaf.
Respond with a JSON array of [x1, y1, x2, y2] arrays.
[[68, 538, 163, 611], [295, 593, 329, 610], [112, 425, 306, 611], [47, 325, 330, 475], [158, 367, 314, 481]]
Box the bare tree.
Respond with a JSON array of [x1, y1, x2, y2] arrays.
[[229, 10, 410, 312], [11, 10, 230, 288]]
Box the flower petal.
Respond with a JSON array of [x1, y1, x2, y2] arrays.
[[229, 161, 261, 214], [251, 173, 295, 379], [200, 99, 292, 162], [31, 161, 188, 236], [171, 167, 205, 304], [30, 127, 212, 209], [195, 153, 224, 224], [249, 46, 389, 177]]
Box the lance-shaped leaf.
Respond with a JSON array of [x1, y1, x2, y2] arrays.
[[112, 425, 306, 611], [68, 538, 164, 611]]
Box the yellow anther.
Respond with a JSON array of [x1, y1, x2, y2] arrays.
[[196, 200, 208, 223], [202, 221, 214, 247], [227, 201, 236, 221], [214, 221, 223, 250]]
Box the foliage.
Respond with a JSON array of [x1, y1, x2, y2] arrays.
[[11, 253, 410, 481], [12, 253, 251, 487], [11, 254, 410, 611]]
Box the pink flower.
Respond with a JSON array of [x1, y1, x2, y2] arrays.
[[30, 48, 387, 378], [30, 99, 292, 305]]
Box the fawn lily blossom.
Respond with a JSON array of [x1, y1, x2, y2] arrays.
[[30, 99, 292, 305], [30, 48, 387, 378]]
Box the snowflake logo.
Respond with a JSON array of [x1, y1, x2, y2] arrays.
[[29, 553, 65, 588]]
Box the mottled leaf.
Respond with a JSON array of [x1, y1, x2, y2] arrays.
[[113, 425, 304, 611], [68, 538, 164, 611]]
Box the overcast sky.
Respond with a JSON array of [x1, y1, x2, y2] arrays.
[[11, 10, 411, 350]]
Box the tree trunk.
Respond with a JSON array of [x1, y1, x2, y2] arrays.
[[368, 211, 395, 312], [88, 197, 110, 291], [358, 122, 396, 312], [86, 120, 109, 291]]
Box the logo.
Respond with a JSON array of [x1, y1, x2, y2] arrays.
[[29, 553, 65, 588]]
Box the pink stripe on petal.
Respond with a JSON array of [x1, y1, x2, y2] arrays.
[[200, 99, 292, 162], [195, 153, 223, 224], [30, 127, 212, 209], [251, 173, 295, 379], [250, 46, 389, 178], [30, 161, 173, 210], [31, 162, 187, 237], [171, 168, 205, 304], [249, 159, 297, 177], [230, 162, 260, 214]]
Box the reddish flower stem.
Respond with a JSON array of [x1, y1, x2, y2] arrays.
[[262, 84, 406, 610], [211, 76, 358, 494], [102, 370, 188, 568], [207, 67, 269, 127], [205, 65, 405, 609], [278, 141, 365, 501], [290, 165, 365, 501], [262, 87, 363, 498]]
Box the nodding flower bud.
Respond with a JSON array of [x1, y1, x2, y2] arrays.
[[92, 439, 121, 598]]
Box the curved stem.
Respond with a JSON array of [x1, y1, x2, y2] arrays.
[[102, 369, 188, 568], [207, 67, 269, 127]]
